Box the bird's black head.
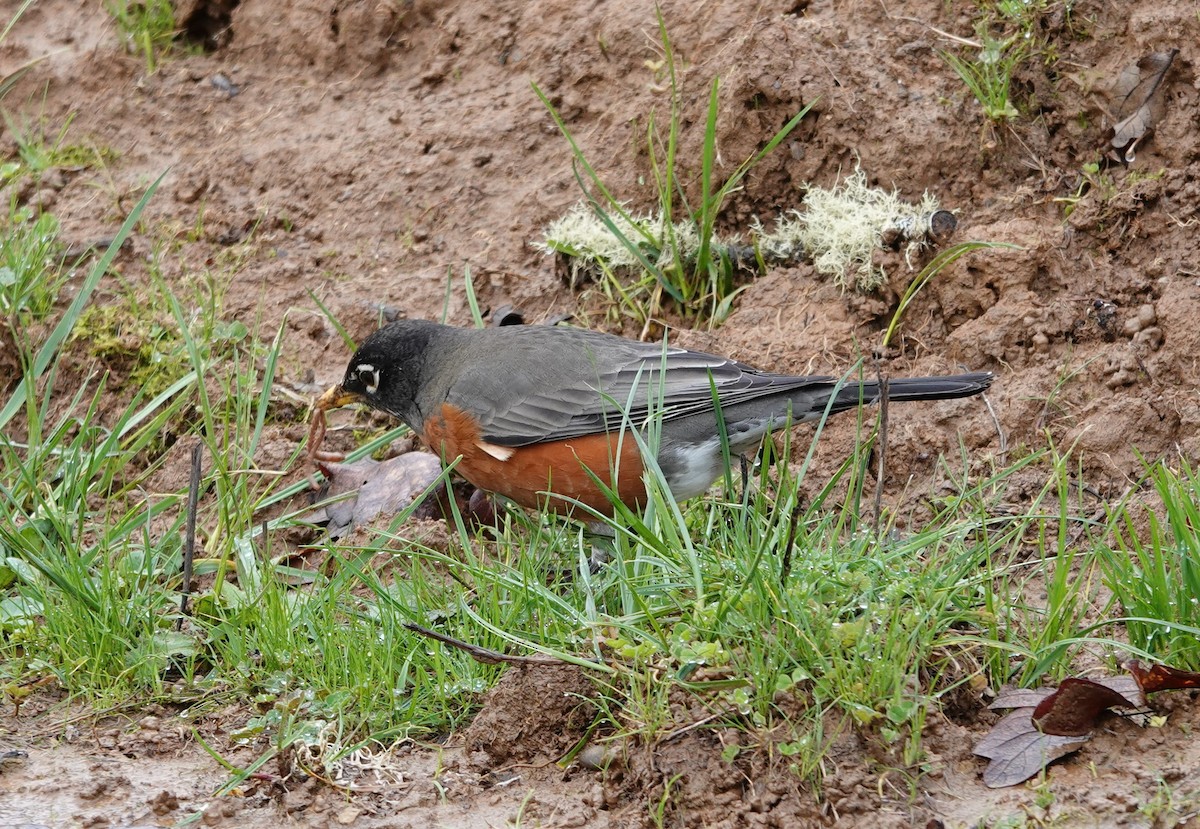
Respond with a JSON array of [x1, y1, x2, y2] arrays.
[[337, 319, 442, 425]]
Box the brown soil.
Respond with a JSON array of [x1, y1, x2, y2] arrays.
[[3, 0, 1199, 826]]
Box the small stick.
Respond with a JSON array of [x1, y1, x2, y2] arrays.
[[778, 498, 804, 585], [402, 622, 572, 667], [178, 443, 203, 626], [982, 391, 1007, 464], [259, 519, 270, 562], [873, 368, 890, 535]]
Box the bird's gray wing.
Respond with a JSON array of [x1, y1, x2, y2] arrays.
[[444, 332, 829, 447]]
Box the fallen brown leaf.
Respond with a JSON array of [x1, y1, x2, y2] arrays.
[[1128, 659, 1200, 694], [975, 666, 1168, 786], [306, 453, 445, 538], [1110, 48, 1178, 162], [989, 687, 1054, 710], [974, 708, 1090, 788], [1031, 678, 1136, 737]]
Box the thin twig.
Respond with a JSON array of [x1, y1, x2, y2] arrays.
[[662, 711, 726, 743], [402, 622, 570, 667], [258, 519, 270, 562], [873, 367, 890, 535], [981, 391, 1007, 464], [924, 24, 980, 48], [178, 443, 202, 627], [877, 3, 982, 48], [779, 498, 804, 585]]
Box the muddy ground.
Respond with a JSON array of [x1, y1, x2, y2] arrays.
[[2, 0, 1199, 826]]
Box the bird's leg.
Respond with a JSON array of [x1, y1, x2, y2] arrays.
[[585, 520, 616, 573], [739, 454, 752, 501]]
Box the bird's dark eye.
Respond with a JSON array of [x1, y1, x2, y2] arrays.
[[354, 363, 380, 394]]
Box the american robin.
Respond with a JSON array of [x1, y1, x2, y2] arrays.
[[315, 319, 993, 516]]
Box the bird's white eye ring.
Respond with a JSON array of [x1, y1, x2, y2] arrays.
[[355, 363, 380, 395]]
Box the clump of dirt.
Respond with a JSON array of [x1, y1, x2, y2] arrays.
[[460, 662, 599, 768], [602, 728, 822, 829]]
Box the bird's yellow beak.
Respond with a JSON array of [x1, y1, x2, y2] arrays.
[[315, 384, 364, 411]]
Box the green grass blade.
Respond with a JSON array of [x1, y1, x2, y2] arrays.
[[880, 241, 1017, 350], [695, 77, 721, 283], [0, 171, 166, 430]]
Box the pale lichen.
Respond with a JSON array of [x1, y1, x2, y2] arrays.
[[539, 168, 947, 293], [754, 168, 944, 291]]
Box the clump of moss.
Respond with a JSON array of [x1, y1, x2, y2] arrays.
[[73, 298, 247, 400], [73, 302, 184, 398]]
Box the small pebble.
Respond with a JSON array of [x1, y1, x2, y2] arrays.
[[334, 805, 360, 825], [1106, 370, 1137, 389], [210, 73, 240, 97], [31, 188, 57, 211], [577, 743, 623, 771], [1123, 303, 1158, 336], [1134, 326, 1163, 350]]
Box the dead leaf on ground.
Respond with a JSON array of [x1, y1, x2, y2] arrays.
[[975, 661, 1196, 787], [1110, 48, 1178, 162], [1031, 677, 1141, 737], [990, 688, 1055, 711], [1127, 659, 1200, 694], [305, 453, 445, 538], [974, 707, 1091, 789]]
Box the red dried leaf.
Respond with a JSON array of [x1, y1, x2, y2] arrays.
[[1097, 674, 1147, 709], [1128, 660, 1200, 694], [991, 678, 1144, 713], [974, 708, 1090, 788], [1031, 678, 1132, 737]]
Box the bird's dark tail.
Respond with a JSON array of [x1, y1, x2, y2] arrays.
[[825, 372, 994, 414]]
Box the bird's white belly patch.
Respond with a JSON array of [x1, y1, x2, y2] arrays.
[[660, 438, 727, 501]]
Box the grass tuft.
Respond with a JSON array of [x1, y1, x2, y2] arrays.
[[940, 26, 1027, 123], [1100, 459, 1200, 671], [1, 208, 63, 325], [106, 0, 178, 74], [534, 10, 811, 326], [939, 0, 1054, 127]]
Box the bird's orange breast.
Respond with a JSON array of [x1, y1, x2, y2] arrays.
[[422, 403, 646, 516]]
